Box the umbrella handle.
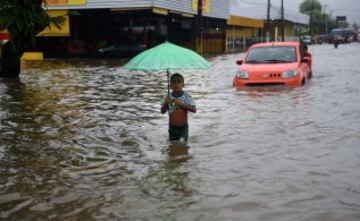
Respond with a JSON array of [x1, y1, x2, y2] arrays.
[[167, 69, 170, 96]]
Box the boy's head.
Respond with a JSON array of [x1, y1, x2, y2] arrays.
[[170, 73, 184, 92], [303, 45, 308, 52], [170, 73, 184, 84]]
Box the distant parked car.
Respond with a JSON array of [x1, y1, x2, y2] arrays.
[[233, 41, 312, 87], [97, 43, 146, 58], [333, 34, 345, 43], [328, 28, 353, 43], [317, 34, 328, 44], [302, 35, 312, 45]]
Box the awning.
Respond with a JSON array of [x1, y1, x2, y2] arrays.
[[46, 0, 86, 6], [227, 15, 263, 28]]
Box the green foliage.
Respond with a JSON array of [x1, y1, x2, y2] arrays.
[[0, 0, 64, 48], [1, 0, 65, 77], [299, 0, 322, 15], [299, 0, 337, 34]]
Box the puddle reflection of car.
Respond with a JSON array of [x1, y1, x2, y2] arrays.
[[233, 41, 312, 87], [97, 43, 146, 57]]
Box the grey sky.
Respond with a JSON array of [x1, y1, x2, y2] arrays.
[[237, 0, 360, 24]]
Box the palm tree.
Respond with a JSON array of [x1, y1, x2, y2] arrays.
[[0, 0, 63, 78]]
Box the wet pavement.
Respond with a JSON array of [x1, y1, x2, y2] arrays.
[[1, 42, 360, 220]]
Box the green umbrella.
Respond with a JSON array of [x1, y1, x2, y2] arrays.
[[123, 42, 210, 95]]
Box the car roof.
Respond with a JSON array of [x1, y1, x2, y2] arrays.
[[250, 41, 300, 49]]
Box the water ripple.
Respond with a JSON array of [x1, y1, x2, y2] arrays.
[[1, 43, 360, 220]]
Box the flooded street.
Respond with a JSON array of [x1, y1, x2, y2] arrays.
[[1, 43, 360, 220]]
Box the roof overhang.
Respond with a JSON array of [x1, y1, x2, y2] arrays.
[[227, 15, 263, 28]]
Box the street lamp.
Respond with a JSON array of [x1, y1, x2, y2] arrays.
[[266, 0, 271, 42], [198, 0, 203, 53], [323, 4, 328, 34], [281, 0, 285, 41], [309, 0, 314, 35]]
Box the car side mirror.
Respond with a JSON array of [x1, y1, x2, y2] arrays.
[[236, 60, 243, 65]]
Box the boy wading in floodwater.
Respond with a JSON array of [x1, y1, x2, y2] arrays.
[[161, 73, 196, 141]]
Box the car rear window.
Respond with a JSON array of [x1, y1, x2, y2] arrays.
[[245, 46, 297, 64]]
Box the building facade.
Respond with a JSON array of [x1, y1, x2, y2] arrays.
[[37, 0, 230, 57], [4, 1, 309, 58], [228, 0, 309, 52]]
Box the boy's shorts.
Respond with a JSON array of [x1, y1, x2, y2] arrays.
[[169, 124, 188, 141]]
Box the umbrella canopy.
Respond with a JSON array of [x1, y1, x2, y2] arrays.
[[123, 42, 210, 95], [123, 42, 210, 70]]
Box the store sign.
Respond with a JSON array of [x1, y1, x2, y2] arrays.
[[336, 16, 346, 22], [46, 0, 86, 5], [192, 0, 210, 14]]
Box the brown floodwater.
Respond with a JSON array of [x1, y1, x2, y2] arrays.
[[1, 43, 360, 220]]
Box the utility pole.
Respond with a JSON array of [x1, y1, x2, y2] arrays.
[[309, 0, 313, 35], [266, 0, 271, 42], [281, 0, 285, 41], [197, 0, 203, 54], [323, 4, 328, 34]]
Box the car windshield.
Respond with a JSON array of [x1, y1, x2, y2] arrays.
[[245, 46, 297, 64]]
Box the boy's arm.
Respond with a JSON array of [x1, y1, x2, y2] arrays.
[[161, 96, 172, 114], [174, 99, 197, 113], [161, 103, 167, 114]]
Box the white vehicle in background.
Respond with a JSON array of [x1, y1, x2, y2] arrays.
[[302, 35, 312, 45], [329, 28, 353, 43]]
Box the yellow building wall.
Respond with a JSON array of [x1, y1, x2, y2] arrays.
[[46, 0, 86, 5], [203, 39, 224, 54], [225, 28, 261, 53], [269, 22, 294, 38], [226, 28, 258, 38], [285, 23, 293, 36], [38, 10, 70, 37], [227, 16, 264, 28], [192, 0, 211, 14], [225, 15, 263, 53], [1, 10, 70, 38], [20, 52, 44, 70]]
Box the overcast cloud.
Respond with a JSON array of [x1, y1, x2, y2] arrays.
[[236, 0, 360, 25]]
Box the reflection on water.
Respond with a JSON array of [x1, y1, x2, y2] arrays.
[[167, 141, 189, 157], [1, 44, 360, 220]]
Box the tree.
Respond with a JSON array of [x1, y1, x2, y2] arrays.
[[0, 0, 63, 78], [299, 0, 322, 15], [299, 0, 323, 35]]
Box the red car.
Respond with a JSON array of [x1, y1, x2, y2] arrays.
[[233, 41, 312, 87]]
